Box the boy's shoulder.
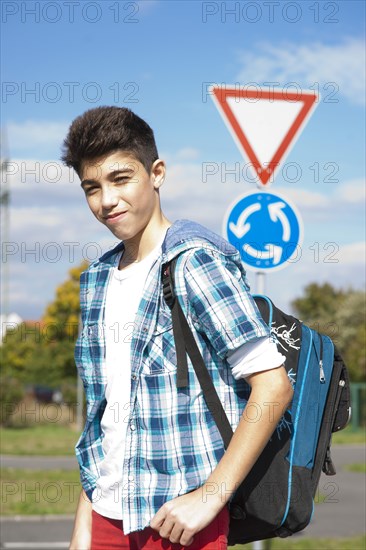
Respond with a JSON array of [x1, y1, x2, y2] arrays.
[[161, 220, 249, 294], [162, 219, 238, 263]]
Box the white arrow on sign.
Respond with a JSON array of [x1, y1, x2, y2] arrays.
[[229, 203, 261, 239], [243, 243, 283, 265], [268, 202, 290, 242]]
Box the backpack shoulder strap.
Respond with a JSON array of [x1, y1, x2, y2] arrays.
[[162, 257, 189, 388], [162, 257, 234, 449]]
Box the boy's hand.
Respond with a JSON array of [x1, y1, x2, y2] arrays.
[[150, 485, 223, 546]]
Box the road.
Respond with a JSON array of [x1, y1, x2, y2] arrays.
[[1, 446, 365, 549], [1, 455, 77, 470]]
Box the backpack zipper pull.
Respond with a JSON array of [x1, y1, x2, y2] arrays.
[[319, 359, 326, 383], [323, 445, 336, 475], [319, 335, 325, 383]]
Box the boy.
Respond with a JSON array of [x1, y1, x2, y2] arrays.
[[63, 106, 292, 550]]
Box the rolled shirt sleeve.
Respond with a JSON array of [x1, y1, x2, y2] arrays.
[[228, 336, 286, 379]]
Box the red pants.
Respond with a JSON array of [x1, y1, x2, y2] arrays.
[[91, 507, 229, 550]]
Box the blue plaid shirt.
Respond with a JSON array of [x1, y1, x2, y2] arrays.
[[74, 219, 270, 534]]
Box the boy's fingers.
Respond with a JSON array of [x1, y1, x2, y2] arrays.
[[179, 532, 194, 547], [158, 518, 175, 540], [149, 510, 165, 531], [168, 524, 184, 544]]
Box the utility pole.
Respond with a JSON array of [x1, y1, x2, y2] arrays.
[[1, 129, 10, 324]]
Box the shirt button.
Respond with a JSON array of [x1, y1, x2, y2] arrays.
[[143, 327, 148, 332], [130, 424, 136, 431], [128, 475, 134, 481], [131, 374, 137, 381]]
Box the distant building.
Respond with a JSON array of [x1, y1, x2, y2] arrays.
[[0, 312, 23, 343]]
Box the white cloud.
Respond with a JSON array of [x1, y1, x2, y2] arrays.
[[236, 38, 366, 106], [4, 152, 365, 319], [6, 121, 69, 158], [175, 148, 201, 161], [12, 207, 66, 229], [276, 188, 328, 209], [338, 242, 366, 265], [277, 179, 365, 218], [4, 158, 77, 190], [163, 163, 365, 226], [334, 178, 366, 203], [3, 159, 113, 262], [7, 121, 68, 149]]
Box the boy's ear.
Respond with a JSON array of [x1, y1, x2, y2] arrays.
[[151, 159, 166, 189]]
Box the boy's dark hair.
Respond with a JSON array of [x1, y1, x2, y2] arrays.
[[61, 106, 159, 176]]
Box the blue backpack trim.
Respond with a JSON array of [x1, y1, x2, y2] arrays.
[[280, 326, 313, 525], [253, 294, 273, 326]]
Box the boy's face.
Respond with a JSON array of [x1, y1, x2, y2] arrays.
[[80, 151, 165, 242]]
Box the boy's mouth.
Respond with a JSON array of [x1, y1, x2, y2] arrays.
[[104, 211, 127, 222]]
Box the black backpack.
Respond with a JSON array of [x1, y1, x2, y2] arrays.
[[162, 257, 351, 546]]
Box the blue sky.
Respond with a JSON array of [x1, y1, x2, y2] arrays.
[[1, 0, 365, 319]]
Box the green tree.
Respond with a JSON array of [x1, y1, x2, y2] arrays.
[[0, 376, 25, 425], [292, 283, 366, 382], [292, 283, 345, 323], [43, 261, 88, 341], [38, 260, 89, 385], [1, 322, 42, 382], [1, 322, 41, 425], [1, 261, 88, 393]]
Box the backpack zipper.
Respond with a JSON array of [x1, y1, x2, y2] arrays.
[[319, 336, 326, 383]]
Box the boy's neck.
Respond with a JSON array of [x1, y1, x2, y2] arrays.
[[118, 215, 171, 270]]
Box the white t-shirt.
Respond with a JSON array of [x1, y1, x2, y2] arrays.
[[92, 243, 162, 518], [92, 245, 285, 519]]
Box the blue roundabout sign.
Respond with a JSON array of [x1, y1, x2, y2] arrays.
[[223, 191, 303, 272]]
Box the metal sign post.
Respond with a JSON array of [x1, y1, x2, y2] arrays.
[[256, 271, 266, 295]]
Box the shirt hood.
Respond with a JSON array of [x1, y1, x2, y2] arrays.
[[90, 219, 239, 274]]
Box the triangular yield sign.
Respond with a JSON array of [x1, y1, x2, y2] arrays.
[[211, 86, 318, 186]]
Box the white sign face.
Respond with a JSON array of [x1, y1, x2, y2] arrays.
[[211, 86, 319, 187], [223, 191, 303, 272]]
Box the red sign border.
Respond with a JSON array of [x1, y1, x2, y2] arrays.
[[211, 86, 318, 186]]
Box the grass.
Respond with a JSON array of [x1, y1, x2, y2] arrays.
[[313, 492, 327, 505], [344, 462, 366, 473], [0, 424, 79, 456], [228, 534, 366, 549], [331, 426, 365, 445], [1, 423, 364, 457], [1, 467, 80, 515]]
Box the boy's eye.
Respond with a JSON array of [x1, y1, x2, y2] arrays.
[[115, 177, 129, 184], [84, 186, 99, 195]]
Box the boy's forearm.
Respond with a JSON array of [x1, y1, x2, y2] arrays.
[[150, 367, 293, 546], [203, 366, 293, 507], [69, 488, 93, 550]]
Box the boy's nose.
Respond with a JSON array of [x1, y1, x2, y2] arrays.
[[101, 188, 119, 209]]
